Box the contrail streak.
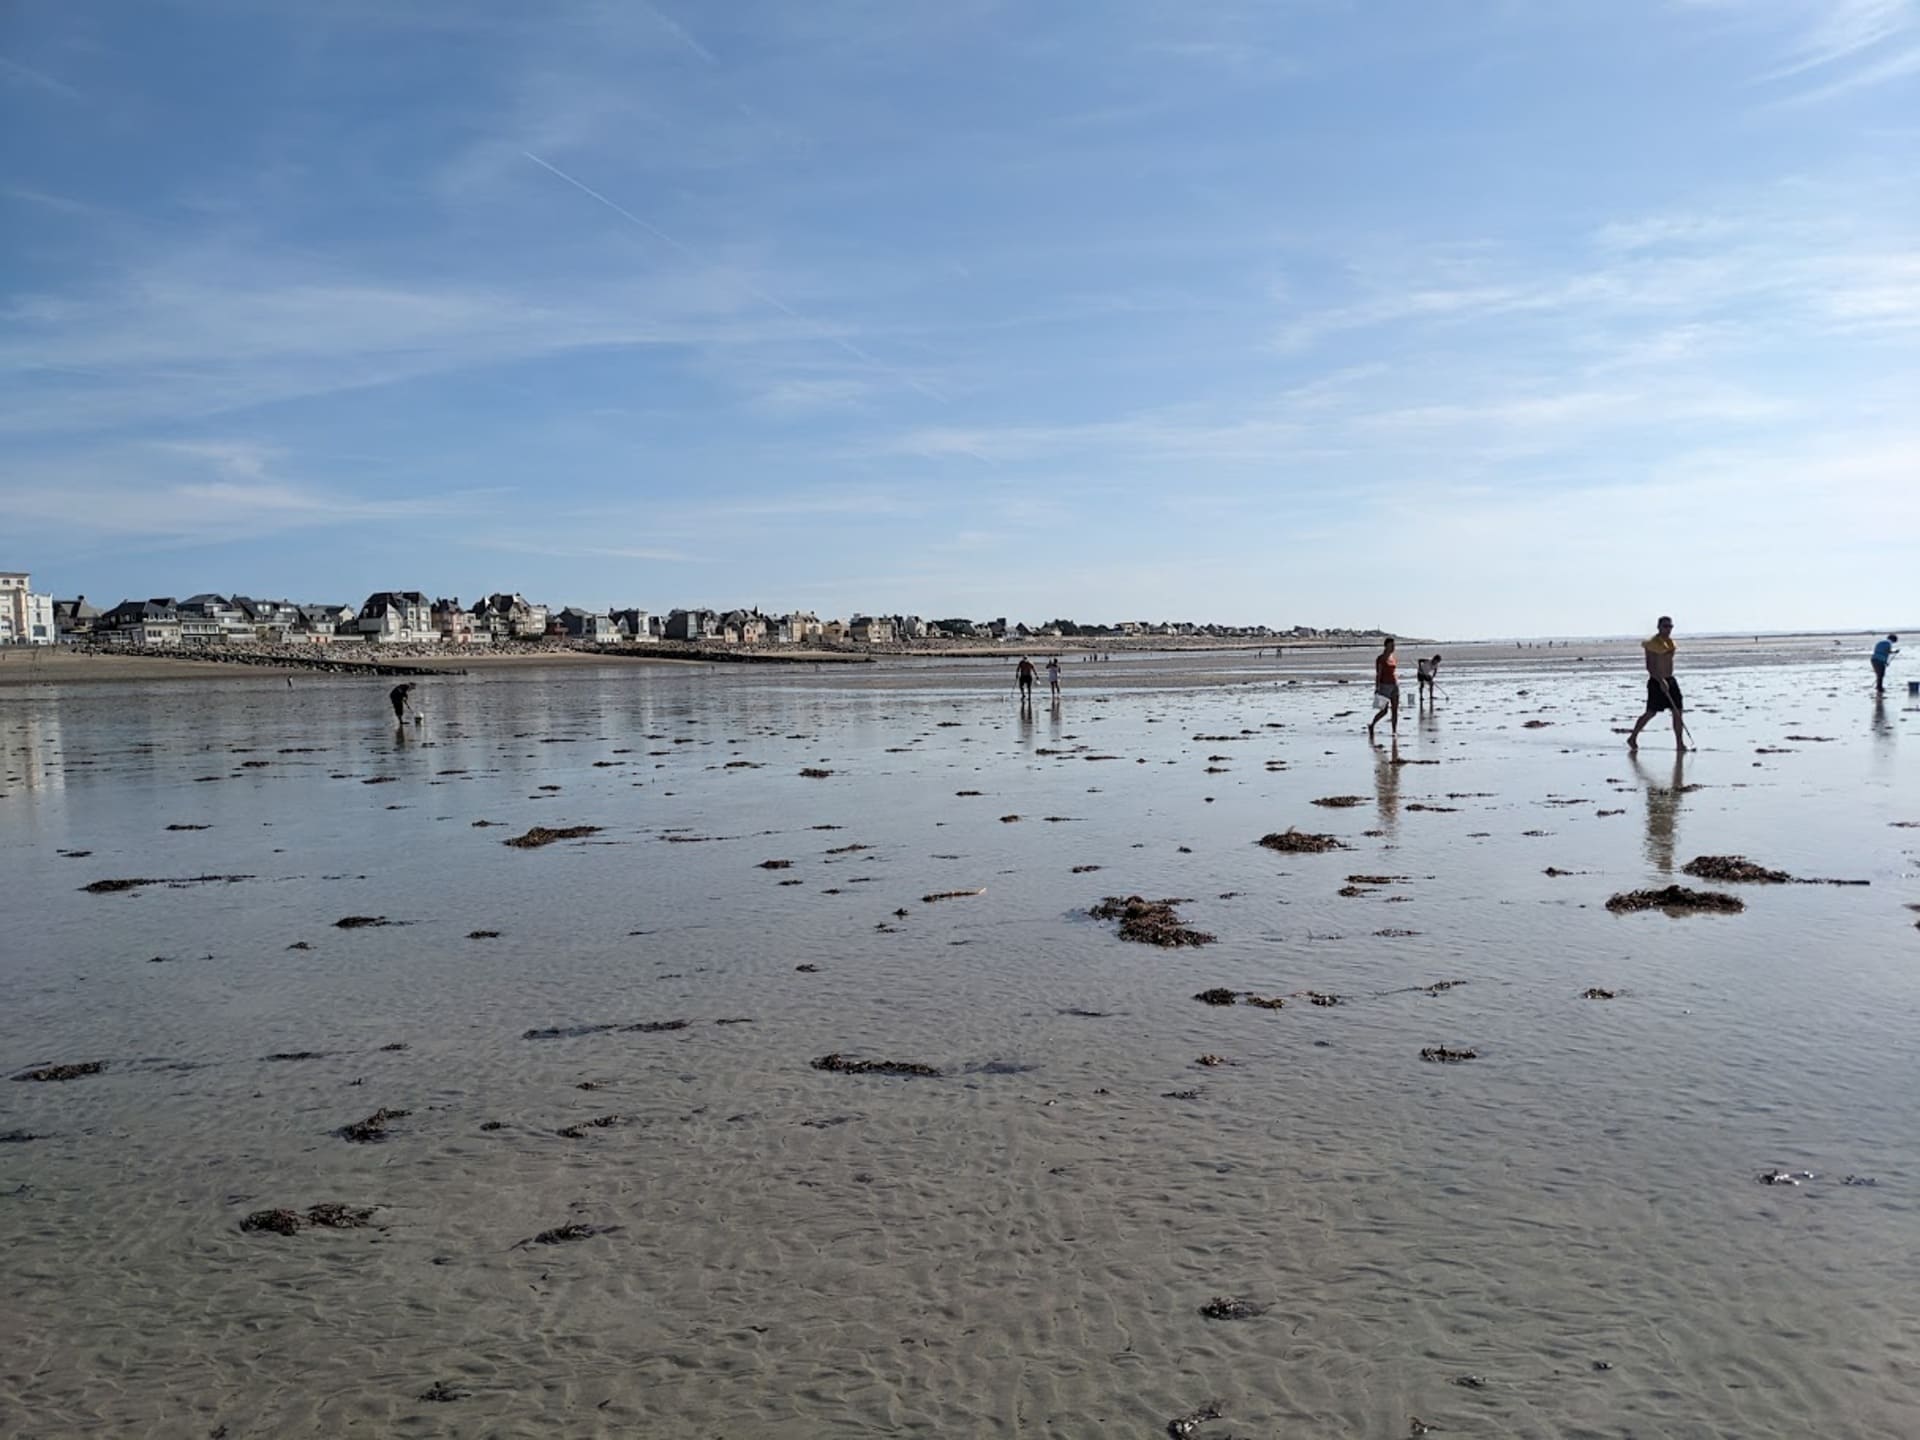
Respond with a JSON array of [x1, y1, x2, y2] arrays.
[[522, 150, 945, 403], [634, 1, 718, 65]]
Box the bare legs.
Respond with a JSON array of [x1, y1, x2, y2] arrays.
[[1367, 692, 1398, 744], [1626, 702, 1686, 751]]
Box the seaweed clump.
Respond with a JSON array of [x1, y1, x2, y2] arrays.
[[1257, 829, 1348, 854], [811, 1053, 942, 1078], [1090, 895, 1216, 948], [1681, 855, 1790, 884], [337, 1107, 411, 1143], [14, 1061, 104, 1082], [1606, 885, 1744, 915], [240, 1202, 376, 1236], [504, 825, 603, 849], [1198, 1296, 1267, 1320], [1420, 1046, 1478, 1063]]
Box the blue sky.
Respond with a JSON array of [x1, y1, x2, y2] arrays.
[[4, 1, 1917, 636]]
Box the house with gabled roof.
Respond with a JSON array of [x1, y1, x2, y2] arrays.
[[99, 599, 183, 647], [664, 608, 719, 642], [356, 591, 435, 644], [610, 608, 653, 641], [558, 606, 619, 643]]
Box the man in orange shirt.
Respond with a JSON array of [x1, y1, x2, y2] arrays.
[[1626, 616, 1685, 752], [1367, 636, 1399, 743]]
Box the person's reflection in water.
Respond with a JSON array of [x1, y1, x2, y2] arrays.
[[1374, 739, 1402, 843], [1017, 699, 1036, 744], [1871, 695, 1892, 742], [1630, 751, 1686, 873]]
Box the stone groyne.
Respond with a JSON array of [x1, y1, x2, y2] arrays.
[[78, 645, 458, 678]]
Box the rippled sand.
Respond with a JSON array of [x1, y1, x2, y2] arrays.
[[2, 644, 1917, 1437]]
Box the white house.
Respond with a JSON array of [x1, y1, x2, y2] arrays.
[[0, 572, 56, 645], [179, 594, 255, 643], [356, 591, 436, 643]]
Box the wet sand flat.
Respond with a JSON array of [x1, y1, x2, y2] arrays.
[[2, 643, 1917, 1437]]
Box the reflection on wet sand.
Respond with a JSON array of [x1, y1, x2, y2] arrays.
[[1631, 751, 1687, 873], [1373, 740, 1402, 841]]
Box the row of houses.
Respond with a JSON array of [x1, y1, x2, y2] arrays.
[[7, 571, 1301, 650], [51, 592, 630, 648], [43, 587, 945, 649]]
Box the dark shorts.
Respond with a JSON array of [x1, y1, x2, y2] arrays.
[[1872, 660, 1887, 678], [1645, 677, 1682, 713]]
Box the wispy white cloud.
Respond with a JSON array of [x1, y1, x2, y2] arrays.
[[0, 53, 81, 100], [0, 257, 831, 435], [1700, 0, 1920, 100], [7, 440, 477, 544], [1764, 0, 1915, 77]]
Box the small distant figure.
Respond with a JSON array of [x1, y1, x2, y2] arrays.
[[1871, 634, 1898, 695], [1416, 653, 1442, 701], [1367, 636, 1400, 743], [1015, 656, 1036, 704], [1046, 655, 1062, 700], [1626, 616, 1684, 752], [389, 682, 415, 724]]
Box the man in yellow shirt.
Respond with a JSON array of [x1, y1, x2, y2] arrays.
[[1626, 616, 1685, 752]]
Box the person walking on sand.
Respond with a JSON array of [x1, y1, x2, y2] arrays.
[[1367, 636, 1400, 743], [1871, 634, 1898, 695], [389, 682, 415, 725], [1015, 656, 1036, 705], [1626, 616, 1685, 752], [1046, 655, 1062, 701], [1416, 652, 1442, 702]]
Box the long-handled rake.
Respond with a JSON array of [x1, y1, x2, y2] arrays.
[[1662, 677, 1695, 748]]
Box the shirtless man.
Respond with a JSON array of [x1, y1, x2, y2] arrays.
[[1626, 616, 1684, 752], [1015, 656, 1036, 705], [1367, 636, 1400, 743], [389, 682, 415, 724]]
